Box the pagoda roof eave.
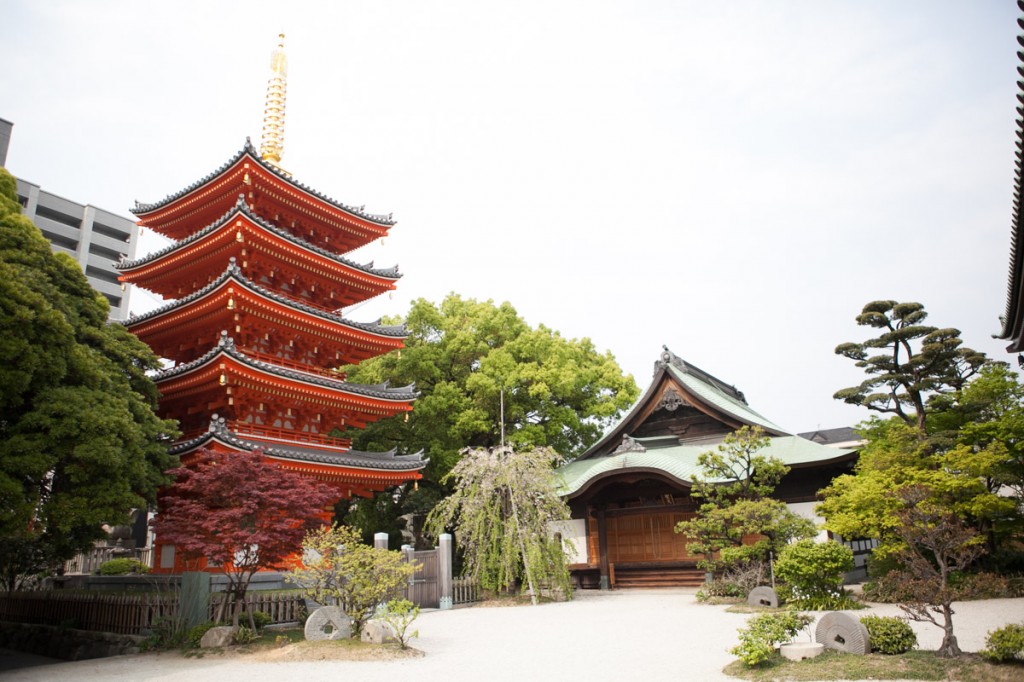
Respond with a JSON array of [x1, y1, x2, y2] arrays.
[[132, 139, 396, 227], [123, 260, 407, 340], [171, 417, 427, 473], [118, 197, 401, 281], [153, 332, 418, 402]]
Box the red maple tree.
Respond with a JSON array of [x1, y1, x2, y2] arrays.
[[152, 448, 336, 627]]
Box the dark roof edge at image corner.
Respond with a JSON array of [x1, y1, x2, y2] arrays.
[[131, 138, 396, 226], [997, 6, 1024, 353]]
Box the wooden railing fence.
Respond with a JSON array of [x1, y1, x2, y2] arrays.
[[208, 592, 305, 623], [452, 577, 480, 605], [0, 590, 305, 636], [63, 547, 155, 575]]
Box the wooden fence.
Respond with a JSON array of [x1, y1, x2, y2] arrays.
[[63, 547, 154, 575], [208, 592, 305, 623], [0, 591, 305, 636], [452, 577, 480, 605]]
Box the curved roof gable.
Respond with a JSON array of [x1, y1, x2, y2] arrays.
[[665, 358, 788, 435], [576, 347, 787, 461]]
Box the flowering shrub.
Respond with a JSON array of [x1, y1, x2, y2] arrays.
[[730, 611, 813, 666]]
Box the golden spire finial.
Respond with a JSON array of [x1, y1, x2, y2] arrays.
[[260, 33, 287, 165]]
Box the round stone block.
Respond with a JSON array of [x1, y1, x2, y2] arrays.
[[814, 611, 870, 655], [304, 606, 352, 641], [747, 586, 779, 608], [780, 641, 825, 661]]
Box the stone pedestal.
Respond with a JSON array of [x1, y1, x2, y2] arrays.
[[780, 642, 825, 661]]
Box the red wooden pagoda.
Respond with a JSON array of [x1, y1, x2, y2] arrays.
[[120, 37, 424, 571]]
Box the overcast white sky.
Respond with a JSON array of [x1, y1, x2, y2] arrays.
[[2, 1, 1020, 434]]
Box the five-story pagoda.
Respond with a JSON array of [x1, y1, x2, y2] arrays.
[[119, 36, 425, 571]]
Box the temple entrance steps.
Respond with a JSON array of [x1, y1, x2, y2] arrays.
[[612, 565, 706, 589]]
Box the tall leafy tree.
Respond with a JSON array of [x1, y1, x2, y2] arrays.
[[0, 167, 178, 587], [833, 300, 987, 431], [426, 445, 573, 605], [153, 448, 336, 627], [340, 294, 638, 542], [822, 300, 1022, 572], [820, 367, 1024, 562]]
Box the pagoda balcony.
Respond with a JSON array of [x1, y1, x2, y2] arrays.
[[176, 422, 352, 451], [227, 422, 353, 451], [239, 349, 346, 380]]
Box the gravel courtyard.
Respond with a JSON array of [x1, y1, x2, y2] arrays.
[[4, 589, 1023, 682]]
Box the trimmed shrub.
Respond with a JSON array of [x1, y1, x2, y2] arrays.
[[775, 540, 854, 610], [97, 558, 149, 575], [949, 571, 1011, 599], [185, 622, 217, 649], [730, 610, 813, 667], [860, 615, 917, 654], [696, 579, 745, 602], [980, 623, 1024, 663], [247, 610, 272, 630]]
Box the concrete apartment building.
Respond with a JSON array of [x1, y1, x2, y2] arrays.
[[1, 117, 139, 320]]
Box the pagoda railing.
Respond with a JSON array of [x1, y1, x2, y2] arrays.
[[228, 422, 352, 450], [240, 349, 345, 380]]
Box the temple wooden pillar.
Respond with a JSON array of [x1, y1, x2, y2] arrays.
[[597, 505, 610, 590]]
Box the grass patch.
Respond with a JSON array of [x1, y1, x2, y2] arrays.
[[724, 604, 788, 614], [699, 596, 745, 606], [723, 649, 1024, 681], [191, 627, 421, 661]]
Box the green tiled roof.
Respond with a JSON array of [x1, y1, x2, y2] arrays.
[[557, 435, 852, 498], [665, 363, 788, 434]]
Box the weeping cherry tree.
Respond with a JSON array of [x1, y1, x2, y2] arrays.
[[426, 445, 573, 605]]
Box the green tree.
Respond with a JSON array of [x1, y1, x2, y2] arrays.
[[823, 301, 1022, 572], [426, 445, 574, 605], [0, 167, 179, 587], [833, 301, 987, 431], [287, 524, 417, 635], [341, 294, 638, 542], [875, 486, 987, 658], [674, 427, 815, 573]]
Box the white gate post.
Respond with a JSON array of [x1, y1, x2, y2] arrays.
[[439, 533, 453, 610], [374, 532, 389, 550]]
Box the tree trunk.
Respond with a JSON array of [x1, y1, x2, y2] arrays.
[[508, 491, 537, 606], [937, 604, 962, 658]]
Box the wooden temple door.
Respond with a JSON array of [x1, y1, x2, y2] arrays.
[[605, 510, 697, 564]]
